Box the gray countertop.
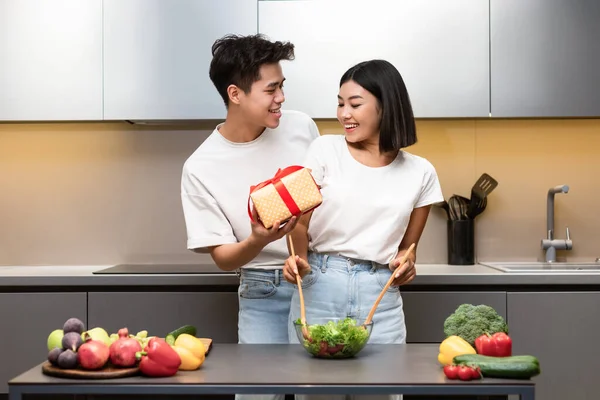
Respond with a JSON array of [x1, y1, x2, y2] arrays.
[[8, 344, 534, 398], [1, 262, 600, 288]]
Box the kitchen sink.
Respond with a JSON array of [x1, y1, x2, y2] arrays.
[[479, 261, 600, 273]]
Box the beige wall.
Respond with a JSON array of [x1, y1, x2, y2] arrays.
[[1, 118, 598, 266]]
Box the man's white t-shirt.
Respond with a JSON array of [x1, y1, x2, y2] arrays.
[[181, 110, 320, 270], [303, 134, 444, 265]]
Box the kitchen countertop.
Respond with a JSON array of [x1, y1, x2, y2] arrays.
[[1, 262, 600, 288], [8, 344, 535, 399]]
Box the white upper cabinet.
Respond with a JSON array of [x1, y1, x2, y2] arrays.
[[103, 0, 257, 121], [0, 0, 103, 121], [258, 0, 490, 118]]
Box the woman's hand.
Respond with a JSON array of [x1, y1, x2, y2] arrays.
[[283, 255, 311, 284], [388, 250, 416, 286]]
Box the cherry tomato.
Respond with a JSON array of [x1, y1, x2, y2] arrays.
[[471, 366, 482, 380], [458, 365, 474, 381], [317, 341, 329, 356], [328, 344, 344, 354], [443, 364, 459, 379]]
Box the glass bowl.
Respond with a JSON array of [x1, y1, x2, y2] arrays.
[[293, 317, 373, 359]]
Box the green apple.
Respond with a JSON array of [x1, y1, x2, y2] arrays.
[[47, 329, 64, 351], [81, 327, 111, 346]]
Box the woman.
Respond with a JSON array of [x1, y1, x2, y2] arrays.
[[283, 59, 444, 400]]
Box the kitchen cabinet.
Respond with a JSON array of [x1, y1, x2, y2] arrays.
[[402, 291, 507, 343], [0, 0, 102, 121], [507, 292, 600, 400], [102, 0, 257, 120], [258, 0, 490, 118], [490, 0, 600, 117], [87, 292, 239, 343], [402, 292, 508, 400], [0, 293, 86, 394]]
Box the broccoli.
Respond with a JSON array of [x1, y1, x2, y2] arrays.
[[443, 304, 508, 346]]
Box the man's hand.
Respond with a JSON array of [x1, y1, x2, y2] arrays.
[[388, 249, 416, 287], [249, 207, 298, 248], [283, 255, 311, 284]]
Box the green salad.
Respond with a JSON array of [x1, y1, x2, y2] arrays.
[[297, 317, 371, 358]]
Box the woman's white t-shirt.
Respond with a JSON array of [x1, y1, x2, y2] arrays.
[[303, 135, 444, 265]]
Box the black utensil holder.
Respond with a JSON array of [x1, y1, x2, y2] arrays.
[[447, 219, 475, 265]]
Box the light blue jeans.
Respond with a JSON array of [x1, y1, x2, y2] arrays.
[[236, 268, 295, 400], [288, 252, 405, 400]]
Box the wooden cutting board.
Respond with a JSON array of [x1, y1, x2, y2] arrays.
[[41, 338, 213, 379], [199, 338, 213, 354], [41, 362, 138, 379]]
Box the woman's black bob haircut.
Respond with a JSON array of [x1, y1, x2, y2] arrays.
[[340, 59, 417, 153]]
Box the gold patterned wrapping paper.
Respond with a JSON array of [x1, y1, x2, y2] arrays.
[[249, 166, 322, 229]]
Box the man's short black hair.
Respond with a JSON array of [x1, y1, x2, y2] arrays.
[[209, 34, 295, 107], [340, 59, 417, 153]]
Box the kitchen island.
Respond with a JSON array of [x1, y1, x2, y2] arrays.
[[8, 344, 535, 400], [1, 262, 598, 400]]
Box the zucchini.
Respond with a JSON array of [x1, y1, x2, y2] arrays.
[[453, 354, 540, 379], [165, 325, 197, 345]]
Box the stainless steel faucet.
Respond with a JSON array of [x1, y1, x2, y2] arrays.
[[541, 185, 572, 262]]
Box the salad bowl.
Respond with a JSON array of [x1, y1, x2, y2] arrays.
[[294, 317, 372, 359]]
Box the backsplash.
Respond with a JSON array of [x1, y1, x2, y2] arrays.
[[1, 118, 598, 266]]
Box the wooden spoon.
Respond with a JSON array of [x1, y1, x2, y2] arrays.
[[287, 235, 310, 340], [363, 243, 416, 327]]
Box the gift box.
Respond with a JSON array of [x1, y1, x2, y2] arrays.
[[249, 165, 323, 229]]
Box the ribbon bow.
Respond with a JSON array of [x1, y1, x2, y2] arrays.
[[247, 165, 305, 223]]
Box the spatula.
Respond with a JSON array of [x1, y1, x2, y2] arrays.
[[363, 243, 416, 327], [467, 173, 498, 219], [287, 235, 310, 340]]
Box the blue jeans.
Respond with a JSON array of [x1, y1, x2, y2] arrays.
[[288, 252, 405, 400], [236, 268, 296, 400]]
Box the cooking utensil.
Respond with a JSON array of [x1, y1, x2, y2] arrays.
[[470, 195, 487, 219], [467, 173, 498, 219], [288, 235, 309, 340], [433, 200, 451, 220], [448, 197, 459, 220], [364, 243, 416, 327], [448, 195, 470, 220]]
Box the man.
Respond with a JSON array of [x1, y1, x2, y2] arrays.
[[181, 34, 319, 400]]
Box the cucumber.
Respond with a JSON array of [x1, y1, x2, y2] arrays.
[[165, 325, 197, 345], [453, 354, 541, 379]]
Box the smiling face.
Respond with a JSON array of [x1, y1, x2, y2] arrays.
[[337, 80, 381, 145], [237, 63, 286, 129]]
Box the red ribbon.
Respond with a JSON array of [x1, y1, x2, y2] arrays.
[[247, 165, 305, 223]]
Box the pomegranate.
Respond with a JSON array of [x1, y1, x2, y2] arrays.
[[78, 338, 109, 370], [109, 328, 142, 367]]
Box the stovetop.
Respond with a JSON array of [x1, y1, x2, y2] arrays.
[[93, 263, 228, 275]]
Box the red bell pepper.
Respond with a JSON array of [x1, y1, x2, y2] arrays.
[[136, 337, 181, 377], [475, 332, 512, 357]]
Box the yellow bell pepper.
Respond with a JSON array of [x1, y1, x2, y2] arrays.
[[172, 345, 204, 370], [438, 335, 476, 365], [171, 334, 206, 370]]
